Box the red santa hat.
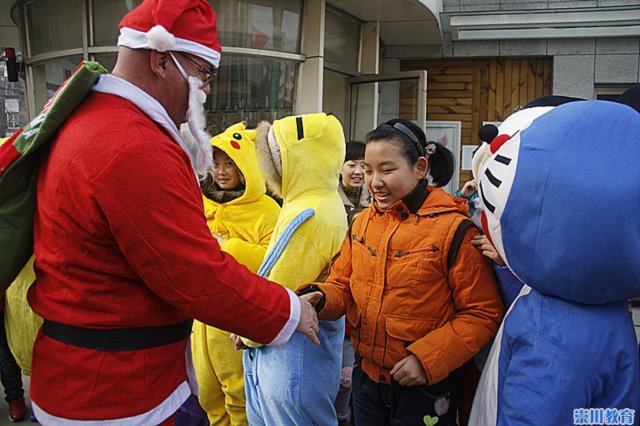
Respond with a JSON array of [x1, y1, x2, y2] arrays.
[[117, 0, 221, 68]]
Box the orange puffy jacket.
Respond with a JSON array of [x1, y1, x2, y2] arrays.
[[306, 183, 504, 385]]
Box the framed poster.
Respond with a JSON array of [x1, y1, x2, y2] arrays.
[[426, 120, 461, 194]]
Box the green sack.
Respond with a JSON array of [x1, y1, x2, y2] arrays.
[[0, 61, 107, 290]]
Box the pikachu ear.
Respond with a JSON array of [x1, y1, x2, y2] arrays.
[[243, 128, 257, 142], [226, 122, 246, 133]]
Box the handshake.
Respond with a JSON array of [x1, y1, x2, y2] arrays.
[[230, 291, 324, 350]]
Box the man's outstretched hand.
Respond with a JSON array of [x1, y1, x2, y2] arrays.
[[296, 292, 322, 345]]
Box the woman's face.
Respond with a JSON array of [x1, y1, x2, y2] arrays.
[[212, 149, 241, 190], [340, 159, 365, 190], [364, 139, 427, 210]]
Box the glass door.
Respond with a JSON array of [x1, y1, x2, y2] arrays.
[[346, 70, 427, 142]]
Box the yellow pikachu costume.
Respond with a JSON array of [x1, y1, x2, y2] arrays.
[[244, 113, 348, 425], [191, 123, 280, 426]]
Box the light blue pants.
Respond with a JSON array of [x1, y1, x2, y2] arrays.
[[244, 318, 344, 425]]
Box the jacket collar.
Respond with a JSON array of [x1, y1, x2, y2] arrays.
[[92, 74, 199, 179], [401, 179, 429, 214], [372, 180, 469, 219], [371, 179, 429, 217]]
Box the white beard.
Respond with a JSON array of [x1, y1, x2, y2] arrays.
[[180, 76, 212, 178]]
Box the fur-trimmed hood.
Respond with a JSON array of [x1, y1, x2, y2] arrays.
[[255, 113, 345, 201]]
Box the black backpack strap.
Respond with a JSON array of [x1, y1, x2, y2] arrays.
[[347, 209, 364, 249], [447, 219, 476, 270]]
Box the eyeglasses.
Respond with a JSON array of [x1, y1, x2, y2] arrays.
[[169, 51, 217, 89]]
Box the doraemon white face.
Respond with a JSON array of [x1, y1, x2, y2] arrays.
[[473, 107, 555, 274], [476, 100, 640, 304]]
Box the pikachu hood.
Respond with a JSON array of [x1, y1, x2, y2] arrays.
[[202, 122, 280, 273], [246, 114, 348, 426], [255, 113, 347, 289], [203, 122, 266, 206]]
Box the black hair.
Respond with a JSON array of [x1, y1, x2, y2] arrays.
[[365, 118, 455, 187], [344, 141, 365, 162]]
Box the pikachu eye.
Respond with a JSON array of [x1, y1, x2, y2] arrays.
[[233, 133, 242, 140]]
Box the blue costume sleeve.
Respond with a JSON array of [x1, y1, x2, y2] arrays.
[[493, 264, 523, 308]]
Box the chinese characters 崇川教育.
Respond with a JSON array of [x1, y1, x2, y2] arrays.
[[573, 408, 635, 425]]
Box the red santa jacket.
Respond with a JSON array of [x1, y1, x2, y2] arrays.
[[30, 90, 295, 424]]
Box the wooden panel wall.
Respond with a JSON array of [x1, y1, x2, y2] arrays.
[[400, 58, 552, 186]]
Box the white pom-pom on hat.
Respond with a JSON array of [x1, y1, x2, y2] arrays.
[[118, 0, 222, 67], [147, 25, 175, 52]]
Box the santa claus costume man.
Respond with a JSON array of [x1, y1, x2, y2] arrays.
[[28, 1, 321, 424]]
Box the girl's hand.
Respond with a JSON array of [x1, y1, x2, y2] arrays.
[[390, 354, 427, 386], [471, 235, 505, 266], [460, 179, 477, 197], [340, 367, 353, 388], [229, 333, 249, 350]]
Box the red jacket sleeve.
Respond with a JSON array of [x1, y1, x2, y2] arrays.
[[91, 139, 298, 346]]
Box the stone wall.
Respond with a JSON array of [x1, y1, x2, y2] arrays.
[[383, 0, 640, 100]]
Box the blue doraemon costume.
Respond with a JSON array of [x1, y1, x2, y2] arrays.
[[470, 100, 640, 425]]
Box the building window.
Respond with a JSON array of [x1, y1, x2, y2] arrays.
[[205, 55, 297, 134], [324, 7, 360, 73], [594, 86, 631, 101], [211, 0, 302, 53], [32, 56, 83, 111], [91, 53, 117, 72], [19, 0, 304, 126], [322, 68, 347, 130], [27, 0, 84, 56], [92, 0, 143, 47]]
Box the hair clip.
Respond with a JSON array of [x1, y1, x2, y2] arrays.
[[425, 143, 437, 156]]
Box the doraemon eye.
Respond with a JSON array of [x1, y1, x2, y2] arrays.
[[475, 106, 556, 271]]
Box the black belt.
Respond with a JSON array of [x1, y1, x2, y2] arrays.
[[42, 319, 193, 351]]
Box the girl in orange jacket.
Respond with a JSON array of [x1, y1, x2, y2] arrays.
[[298, 118, 504, 426]]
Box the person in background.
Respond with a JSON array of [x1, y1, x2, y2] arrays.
[[238, 113, 348, 426], [338, 141, 370, 225], [298, 118, 504, 426], [0, 296, 27, 423], [454, 124, 498, 228], [335, 140, 369, 425], [0, 138, 30, 423], [191, 123, 280, 426]]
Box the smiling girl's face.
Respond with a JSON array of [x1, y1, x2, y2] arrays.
[[212, 149, 241, 190], [340, 159, 365, 190], [364, 139, 427, 209]]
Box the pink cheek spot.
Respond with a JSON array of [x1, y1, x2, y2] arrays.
[[231, 141, 241, 150], [490, 134, 511, 154]]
